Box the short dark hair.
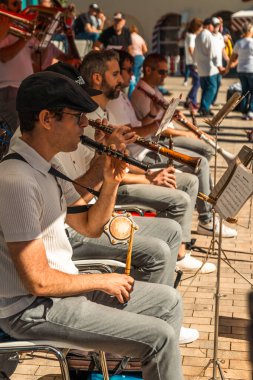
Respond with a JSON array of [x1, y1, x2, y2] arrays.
[[187, 18, 203, 34], [19, 108, 64, 133], [80, 50, 119, 86], [143, 53, 167, 74], [118, 50, 134, 70]]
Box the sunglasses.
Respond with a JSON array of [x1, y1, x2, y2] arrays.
[[156, 69, 169, 76], [121, 67, 133, 74]]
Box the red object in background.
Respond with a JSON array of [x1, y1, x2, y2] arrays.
[[130, 211, 156, 217]]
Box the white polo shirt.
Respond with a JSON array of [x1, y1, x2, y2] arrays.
[[107, 91, 150, 161], [0, 138, 81, 318], [194, 29, 219, 77]]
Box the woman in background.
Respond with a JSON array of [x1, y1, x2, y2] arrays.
[[184, 18, 203, 112], [128, 24, 148, 97], [226, 22, 253, 120]]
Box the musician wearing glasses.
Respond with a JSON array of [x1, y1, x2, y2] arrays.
[[0, 71, 184, 380], [131, 53, 237, 239], [0, 0, 35, 133]]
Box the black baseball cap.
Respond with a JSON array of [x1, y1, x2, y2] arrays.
[[45, 61, 102, 96], [16, 71, 98, 113]]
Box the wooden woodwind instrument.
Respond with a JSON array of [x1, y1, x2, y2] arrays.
[[137, 86, 169, 110], [173, 112, 236, 164], [87, 119, 202, 173], [80, 135, 150, 171]]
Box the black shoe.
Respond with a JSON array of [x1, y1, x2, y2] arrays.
[[198, 109, 214, 117]]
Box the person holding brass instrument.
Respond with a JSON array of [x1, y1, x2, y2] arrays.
[[0, 71, 184, 380], [0, 0, 35, 133], [131, 53, 237, 238]]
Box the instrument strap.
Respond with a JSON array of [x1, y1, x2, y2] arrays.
[[1, 153, 100, 213]]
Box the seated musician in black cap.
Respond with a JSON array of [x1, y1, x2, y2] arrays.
[[0, 71, 184, 380]]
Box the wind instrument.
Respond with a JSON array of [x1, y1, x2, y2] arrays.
[[0, 9, 37, 39], [137, 86, 169, 110], [173, 111, 236, 164], [80, 135, 150, 171], [87, 119, 202, 173]]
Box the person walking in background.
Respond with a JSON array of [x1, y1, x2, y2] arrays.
[[194, 18, 225, 117], [211, 17, 229, 107], [128, 24, 148, 98], [225, 22, 253, 120], [184, 18, 203, 112]]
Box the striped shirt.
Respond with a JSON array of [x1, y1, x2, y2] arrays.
[[0, 138, 80, 318]]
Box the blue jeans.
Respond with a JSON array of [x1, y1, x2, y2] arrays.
[[128, 55, 145, 98], [200, 74, 219, 112], [212, 73, 222, 105], [186, 65, 200, 107], [75, 31, 100, 41], [238, 72, 253, 114]]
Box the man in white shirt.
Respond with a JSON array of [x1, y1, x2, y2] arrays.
[[194, 18, 225, 116], [0, 71, 184, 380], [48, 58, 204, 344], [211, 17, 228, 106]]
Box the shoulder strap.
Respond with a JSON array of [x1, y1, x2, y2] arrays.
[[1, 153, 98, 213]]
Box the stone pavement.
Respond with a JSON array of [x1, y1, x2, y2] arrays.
[[5, 77, 253, 379]]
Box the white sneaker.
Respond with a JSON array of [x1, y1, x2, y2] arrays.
[[176, 253, 216, 274], [183, 80, 188, 86], [179, 326, 199, 345], [197, 217, 237, 238]]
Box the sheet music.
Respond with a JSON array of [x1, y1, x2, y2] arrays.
[[155, 98, 181, 137], [214, 164, 253, 219]]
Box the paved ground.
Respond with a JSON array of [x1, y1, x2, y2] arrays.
[[4, 77, 253, 379]]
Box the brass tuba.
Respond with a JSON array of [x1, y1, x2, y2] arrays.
[[0, 8, 37, 39]]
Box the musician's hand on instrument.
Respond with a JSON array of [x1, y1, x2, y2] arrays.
[[94, 118, 107, 143], [147, 168, 177, 189], [107, 125, 137, 147], [103, 143, 128, 184], [100, 273, 134, 304]]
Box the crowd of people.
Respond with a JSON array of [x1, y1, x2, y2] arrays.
[[0, 1, 250, 379]]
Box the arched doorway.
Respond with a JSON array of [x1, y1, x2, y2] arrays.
[[152, 13, 182, 56]]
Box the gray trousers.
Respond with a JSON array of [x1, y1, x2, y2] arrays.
[[144, 146, 212, 224], [70, 216, 182, 287], [0, 282, 183, 380], [0, 87, 19, 133], [117, 172, 198, 243], [173, 136, 214, 162]]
